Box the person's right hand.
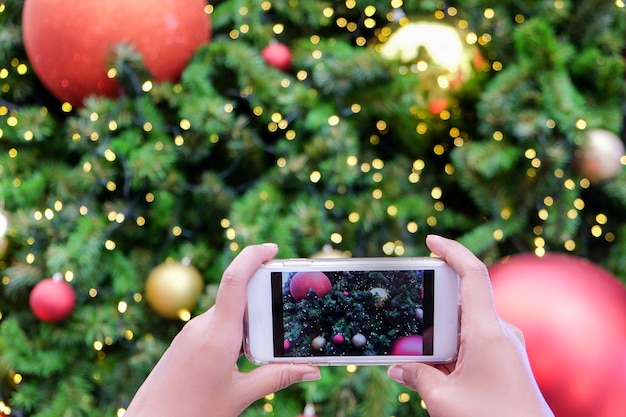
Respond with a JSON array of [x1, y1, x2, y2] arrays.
[[388, 235, 554, 417]]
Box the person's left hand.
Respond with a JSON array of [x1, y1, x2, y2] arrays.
[[125, 243, 321, 417]]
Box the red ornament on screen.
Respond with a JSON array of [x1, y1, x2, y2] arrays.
[[29, 276, 76, 322], [22, 0, 212, 106], [390, 335, 423, 355], [289, 271, 332, 301], [489, 253, 626, 417]]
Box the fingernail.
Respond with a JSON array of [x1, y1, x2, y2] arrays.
[[262, 242, 278, 248], [301, 371, 321, 381], [387, 366, 404, 383]]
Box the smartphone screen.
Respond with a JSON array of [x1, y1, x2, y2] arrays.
[[270, 269, 434, 358]]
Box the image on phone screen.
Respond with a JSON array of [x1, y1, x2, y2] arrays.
[[271, 269, 434, 357]]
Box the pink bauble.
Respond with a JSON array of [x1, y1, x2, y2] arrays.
[[332, 333, 345, 344], [289, 271, 332, 301], [284, 340, 291, 351], [261, 42, 292, 71], [29, 277, 76, 322], [22, 0, 211, 106], [390, 335, 423, 355], [489, 253, 626, 417]]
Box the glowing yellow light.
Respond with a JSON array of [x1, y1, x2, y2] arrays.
[[591, 225, 602, 237], [325, 200, 335, 209], [399, 392, 411, 403], [179, 119, 191, 130], [387, 205, 398, 216], [407, 222, 418, 233], [348, 212, 360, 223], [178, 310, 192, 321], [310, 171, 322, 183], [93, 340, 104, 351], [575, 119, 587, 129], [330, 233, 343, 243], [118, 301, 128, 313], [328, 115, 340, 126], [105, 240, 116, 250], [564, 240, 576, 251], [346, 364, 357, 373]]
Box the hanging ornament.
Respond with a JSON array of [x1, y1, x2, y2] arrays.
[[351, 333, 367, 348], [489, 253, 626, 417], [289, 271, 332, 301], [311, 244, 351, 258], [29, 273, 76, 322], [376, 15, 477, 108], [261, 42, 292, 72], [574, 128, 625, 182], [369, 287, 389, 307], [311, 336, 326, 350], [0, 211, 8, 260], [332, 333, 345, 344], [22, 0, 212, 106], [296, 403, 317, 417], [390, 335, 423, 355], [145, 258, 204, 319]]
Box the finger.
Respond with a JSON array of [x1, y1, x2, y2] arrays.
[[212, 243, 279, 326], [426, 235, 499, 327], [388, 363, 446, 395], [233, 364, 320, 409]]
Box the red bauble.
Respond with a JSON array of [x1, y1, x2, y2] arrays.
[[261, 43, 292, 72], [390, 335, 423, 355], [489, 253, 626, 417], [22, 0, 211, 106], [29, 277, 77, 322], [289, 271, 332, 301], [428, 98, 448, 115]]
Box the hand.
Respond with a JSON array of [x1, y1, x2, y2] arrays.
[[125, 243, 321, 417], [387, 235, 554, 417]]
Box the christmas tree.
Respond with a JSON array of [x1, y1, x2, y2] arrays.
[[1, 0, 625, 416]]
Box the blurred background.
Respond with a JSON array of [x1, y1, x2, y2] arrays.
[[0, 0, 625, 416]]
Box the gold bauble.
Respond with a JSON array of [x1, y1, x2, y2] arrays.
[[145, 260, 204, 319], [377, 20, 475, 91]]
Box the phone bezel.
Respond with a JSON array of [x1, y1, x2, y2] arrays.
[[244, 257, 460, 366]]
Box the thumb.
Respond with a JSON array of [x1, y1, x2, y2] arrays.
[[388, 363, 446, 395], [235, 364, 321, 405]]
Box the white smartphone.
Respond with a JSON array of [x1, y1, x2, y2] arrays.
[[244, 257, 460, 366]]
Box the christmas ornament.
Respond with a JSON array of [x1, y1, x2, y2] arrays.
[[311, 336, 326, 350], [574, 128, 625, 182], [311, 244, 350, 258], [378, 20, 474, 92], [289, 271, 332, 301], [145, 259, 204, 319], [261, 42, 292, 72], [29, 273, 76, 322], [0, 211, 8, 259], [415, 307, 424, 320], [351, 333, 367, 347], [391, 335, 423, 355], [296, 403, 317, 417], [332, 333, 345, 344], [22, 0, 211, 106], [428, 97, 448, 115], [284, 340, 291, 351], [489, 253, 626, 417], [369, 287, 389, 306]]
